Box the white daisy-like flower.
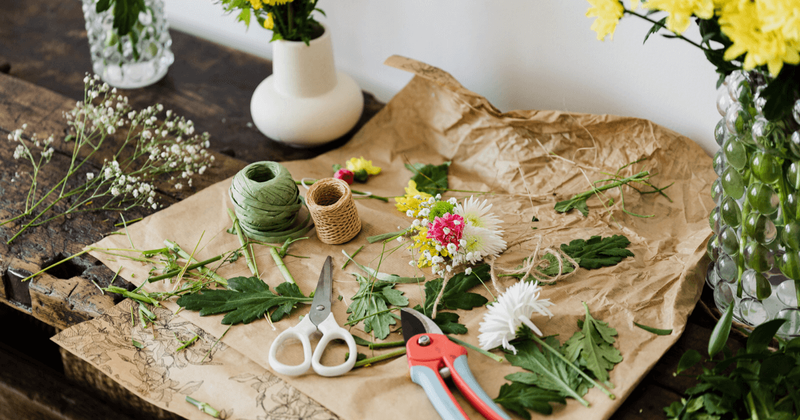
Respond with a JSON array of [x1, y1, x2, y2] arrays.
[[478, 281, 554, 354], [461, 224, 506, 263], [455, 196, 503, 231]]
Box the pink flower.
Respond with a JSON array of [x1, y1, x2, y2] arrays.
[[334, 168, 354, 185], [427, 213, 465, 249]]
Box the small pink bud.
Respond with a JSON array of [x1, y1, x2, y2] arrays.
[[334, 168, 354, 185]]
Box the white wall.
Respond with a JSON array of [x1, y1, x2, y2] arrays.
[[166, 0, 721, 156]]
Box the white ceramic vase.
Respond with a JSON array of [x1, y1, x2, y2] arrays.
[[250, 25, 364, 148]]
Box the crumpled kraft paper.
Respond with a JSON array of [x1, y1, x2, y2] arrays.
[[57, 55, 715, 420]]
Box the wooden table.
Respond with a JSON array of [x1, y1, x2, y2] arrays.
[[0, 1, 733, 419]]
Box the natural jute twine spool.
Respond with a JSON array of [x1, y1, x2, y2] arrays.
[[229, 161, 313, 243], [305, 178, 361, 244]]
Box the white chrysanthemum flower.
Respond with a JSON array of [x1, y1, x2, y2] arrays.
[[478, 281, 554, 354], [455, 196, 503, 231], [462, 224, 506, 263]]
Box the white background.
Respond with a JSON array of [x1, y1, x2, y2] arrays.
[[166, 0, 721, 156]]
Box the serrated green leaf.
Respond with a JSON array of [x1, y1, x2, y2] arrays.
[[346, 274, 406, 340], [536, 253, 576, 277], [506, 340, 590, 401], [560, 235, 634, 270], [405, 162, 450, 195], [554, 196, 589, 217], [432, 312, 467, 335], [176, 277, 311, 325], [493, 382, 566, 418], [563, 302, 622, 383]]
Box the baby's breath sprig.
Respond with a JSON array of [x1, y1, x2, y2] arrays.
[[1, 74, 215, 244]]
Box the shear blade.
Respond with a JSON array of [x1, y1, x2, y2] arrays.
[[401, 308, 443, 344]]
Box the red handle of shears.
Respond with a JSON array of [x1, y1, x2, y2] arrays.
[[407, 333, 510, 420]]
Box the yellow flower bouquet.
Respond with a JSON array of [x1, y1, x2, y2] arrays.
[[586, 0, 798, 121], [220, 0, 324, 43]]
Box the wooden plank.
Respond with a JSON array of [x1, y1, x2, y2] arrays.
[[0, 338, 137, 420]]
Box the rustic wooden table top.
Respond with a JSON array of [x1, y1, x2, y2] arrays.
[[0, 1, 733, 419]]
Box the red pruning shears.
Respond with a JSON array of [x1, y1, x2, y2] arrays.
[[401, 308, 510, 420]]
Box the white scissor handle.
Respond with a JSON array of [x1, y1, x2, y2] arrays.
[[268, 315, 316, 376], [311, 312, 358, 377]]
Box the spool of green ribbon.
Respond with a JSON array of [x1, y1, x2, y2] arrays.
[[229, 161, 313, 243]]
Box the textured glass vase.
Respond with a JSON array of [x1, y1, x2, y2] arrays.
[[81, 0, 174, 89], [706, 70, 800, 338]]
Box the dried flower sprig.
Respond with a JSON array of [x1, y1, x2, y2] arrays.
[[1, 74, 215, 243]]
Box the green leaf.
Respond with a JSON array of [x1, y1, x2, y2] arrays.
[[536, 253, 576, 277], [432, 312, 468, 335], [238, 7, 251, 26], [554, 196, 589, 217], [505, 339, 590, 401], [346, 274, 406, 340], [493, 382, 566, 419], [708, 304, 734, 357], [132, 339, 144, 349], [560, 235, 634, 270], [677, 349, 702, 374], [405, 162, 450, 195], [747, 318, 786, 354], [175, 277, 311, 325], [96, 0, 111, 13], [634, 321, 673, 336], [642, 17, 667, 44], [564, 302, 622, 383], [418, 264, 490, 316]]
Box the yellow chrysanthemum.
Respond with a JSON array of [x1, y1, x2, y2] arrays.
[[719, 0, 800, 76], [586, 0, 625, 41], [643, 0, 715, 34], [346, 157, 382, 176], [248, 0, 263, 10], [263, 12, 274, 30], [264, 0, 293, 5], [410, 227, 449, 268], [394, 180, 432, 214]]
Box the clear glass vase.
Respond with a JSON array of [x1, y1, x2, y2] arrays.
[[81, 0, 174, 89], [706, 70, 800, 338]]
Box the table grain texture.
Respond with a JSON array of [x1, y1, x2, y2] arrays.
[[0, 1, 731, 419]]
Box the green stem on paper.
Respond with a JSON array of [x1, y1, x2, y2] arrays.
[[448, 336, 504, 363], [353, 348, 407, 368]]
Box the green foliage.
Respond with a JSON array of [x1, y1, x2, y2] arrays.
[[564, 302, 623, 383], [664, 319, 800, 420], [413, 264, 489, 334], [219, 0, 323, 44], [405, 162, 450, 195], [418, 264, 490, 313], [175, 277, 310, 325], [346, 274, 408, 340], [560, 235, 634, 270], [497, 309, 622, 418], [493, 382, 566, 418], [96, 0, 146, 39]]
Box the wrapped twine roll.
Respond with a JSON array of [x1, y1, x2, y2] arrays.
[[229, 161, 313, 243], [305, 178, 361, 244]]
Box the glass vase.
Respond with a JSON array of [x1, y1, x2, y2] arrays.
[[81, 0, 174, 89], [706, 70, 800, 338]]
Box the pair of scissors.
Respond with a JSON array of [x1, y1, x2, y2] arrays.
[[401, 308, 511, 420], [268, 256, 357, 377]]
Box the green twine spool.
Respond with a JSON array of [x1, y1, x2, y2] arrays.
[[229, 161, 313, 243]]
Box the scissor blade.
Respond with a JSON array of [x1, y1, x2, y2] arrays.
[[401, 308, 443, 344], [309, 256, 333, 327]]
